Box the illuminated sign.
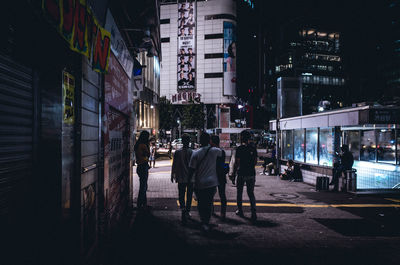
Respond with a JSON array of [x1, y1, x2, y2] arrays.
[[177, 0, 196, 91], [171, 92, 201, 103]]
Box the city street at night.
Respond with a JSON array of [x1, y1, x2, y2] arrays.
[[101, 159, 400, 265], [1, 0, 400, 264]]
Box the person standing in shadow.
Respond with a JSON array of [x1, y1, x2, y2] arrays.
[[233, 130, 258, 223], [188, 132, 222, 233], [171, 134, 194, 225], [211, 135, 227, 220], [330, 144, 354, 191], [134, 131, 150, 210]]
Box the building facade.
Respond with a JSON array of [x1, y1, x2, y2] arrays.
[[274, 21, 346, 115], [0, 0, 161, 263], [160, 0, 243, 147]]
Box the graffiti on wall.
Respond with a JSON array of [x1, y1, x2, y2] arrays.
[[42, 0, 111, 73]]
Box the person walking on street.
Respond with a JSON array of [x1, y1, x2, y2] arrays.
[[189, 132, 222, 233], [149, 142, 156, 168], [210, 135, 227, 220], [134, 131, 150, 209], [171, 134, 194, 225], [233, 130, 258, 223]]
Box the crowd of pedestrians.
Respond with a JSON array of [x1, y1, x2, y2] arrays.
[[134, 129, 354, 234]]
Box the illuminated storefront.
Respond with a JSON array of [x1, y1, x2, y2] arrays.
[[270, 105, 400, 191]]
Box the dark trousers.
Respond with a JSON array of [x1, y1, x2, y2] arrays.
[[195, 187, 217, 225], [137, 163, 149, 207], [236, 176, 256, 213], [217, 183, 227, 213], [178, 183, 194, 212]]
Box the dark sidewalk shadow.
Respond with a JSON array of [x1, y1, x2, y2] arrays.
[[314, 218, 400, 237], [240, 216, 280, 228]]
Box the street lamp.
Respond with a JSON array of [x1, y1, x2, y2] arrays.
[[177, 118, 181, 139]]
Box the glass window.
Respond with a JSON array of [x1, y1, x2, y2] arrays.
[[282, 130, 293, 160], [377, 129, 396, 164], [294, 129, 305, 162], [306, 128, 318, 164], [397, 130, 400, 165], [345, 131, 360, 160], [360, 130, 376, 162], [319, 128, 333, 166]]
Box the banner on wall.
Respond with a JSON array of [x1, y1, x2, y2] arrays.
[[177, 0, 196, 91], [223, 21, 236, 96], [42, 0, 111, 73]]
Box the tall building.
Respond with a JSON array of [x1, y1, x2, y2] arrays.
[[274, 20, 346, 115], [160, 0, 243, 147], [383, 0, 400, 99]]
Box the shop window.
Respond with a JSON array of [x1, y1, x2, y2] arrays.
[[345, 131, 360, 160], [360, 130, 376, 162], [377, 129, 396, 164], [293, 129, 305, 162], [319, 128, 333, 166], [306, 128, 318, 164], [282, 130, 293, 160]]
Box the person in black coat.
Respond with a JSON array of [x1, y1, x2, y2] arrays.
[[330, 144, 354, 191]]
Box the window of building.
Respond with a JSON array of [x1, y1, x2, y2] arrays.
[[294, 129, 305, 162], [204, 14, 236, 21], [160, 18, 170, 24], [360, 130, 376, 162], [204, 53, 224, 59], [205, 33, 224, 39], [319, 128, 333, 166], [306, 128, 318, 164], [204, 72, 223, 78], [377, 129, 396, 164], [282, 130, 293, 160]]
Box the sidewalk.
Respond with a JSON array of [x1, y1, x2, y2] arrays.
[[106, 164, 400, 265]]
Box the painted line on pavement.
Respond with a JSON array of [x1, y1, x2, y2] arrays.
[[385, 198, 400, 203]]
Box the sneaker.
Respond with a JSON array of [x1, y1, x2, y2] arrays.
[[201, 224, 210, 233], [181, 211, 187, 225], [235, 209, 244, 217], [251, 212, 257, 223], [185, 211, 192, 219], [220, 211, 226, 221]]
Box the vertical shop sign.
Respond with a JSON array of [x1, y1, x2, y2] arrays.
[[223, 21, 236, 96], [177, 0, 196, 91], [62, 71, 75, 124]]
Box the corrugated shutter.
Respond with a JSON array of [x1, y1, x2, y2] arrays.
[[0, 54, 33, 219]]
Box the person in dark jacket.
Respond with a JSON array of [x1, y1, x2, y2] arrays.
[[330, 144, 354, 191], [134, 131, 150, 209], [171, 134, 193, 224], [233, 130, 258, 223]]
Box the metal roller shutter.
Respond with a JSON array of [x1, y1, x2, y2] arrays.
[[0, 54, 33, 219]]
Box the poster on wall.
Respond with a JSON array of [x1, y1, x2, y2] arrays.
[[223, 21, 236, 96], [177, 0, 196, 91], [62, 71, 75, 124]]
